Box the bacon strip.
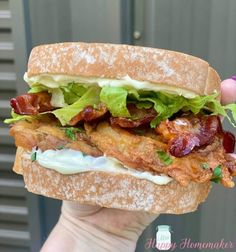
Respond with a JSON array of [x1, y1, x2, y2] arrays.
[[110, 104, 157, 128], [168, 134, 200, 157], [225, 154, 236, 176], [223, 131, 235, 153], [69, 103, 108, 126], [10, 92, 53, 115], [156, 115, 235, 157], [196, 115, 222, 146]]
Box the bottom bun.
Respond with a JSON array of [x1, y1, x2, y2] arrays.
[[15, 148, 211, 214]]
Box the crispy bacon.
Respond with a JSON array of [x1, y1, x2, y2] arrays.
[[69, 103, 108, 126], [10, 92, 53, 115], [169, 134, 200, 157], [196, 115, 221, 146], [223, 131, 235, 153], [225, 154, 236, 176], [157, 115, 235, 157], [110, 114, 156, 128], [110, 104, 157, 128]]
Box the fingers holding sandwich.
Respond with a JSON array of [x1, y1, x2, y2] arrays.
[[221, 77, 236, 105], [61, 201, 157, 240]]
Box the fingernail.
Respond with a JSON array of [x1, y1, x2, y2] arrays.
[[231, 76, 236, 81]]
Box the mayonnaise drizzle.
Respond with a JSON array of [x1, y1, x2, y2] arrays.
[[32, 148, 172, 185], [24, 73, 197, 98]]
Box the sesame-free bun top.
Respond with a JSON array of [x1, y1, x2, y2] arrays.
[[26, 42, 221, 97]]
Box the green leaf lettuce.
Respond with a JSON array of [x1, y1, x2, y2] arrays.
[[4, 83, 236, 128], [4, 111, 34, 124], [52, 86, 101, 125], [100, 86, 130, 117]]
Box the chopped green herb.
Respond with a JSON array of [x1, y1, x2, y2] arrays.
[[211, 177, 222, 183], [201, 163, 209, 169], [211, 165, 222, 184], [56, 145, 65, 150], [133, 129, 145, 135], [213, 165, 222, 177], [63, 127, 84, 141], [157, 150, 173, 166], [65, 128, 76, 140], [31, 152, 37, 162]]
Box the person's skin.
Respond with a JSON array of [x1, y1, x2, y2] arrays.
[[41, 79, 236, 252]]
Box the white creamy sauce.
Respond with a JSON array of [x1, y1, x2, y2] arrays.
[[32, 148, 173, 185], [24, 73, 197, 98]]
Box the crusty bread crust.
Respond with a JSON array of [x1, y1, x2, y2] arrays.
[[15, 148, 211, 214], [27, 42, 221, 96]]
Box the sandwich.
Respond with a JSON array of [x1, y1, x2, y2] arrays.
[[5, 42, 236, 214]]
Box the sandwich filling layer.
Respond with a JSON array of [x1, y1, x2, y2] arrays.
[[8, 118, 236, 188], [5, 75, 236, 188]]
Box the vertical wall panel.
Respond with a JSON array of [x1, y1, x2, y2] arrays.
[[191, 0, 211, 60], [0, 0, 30, 251], [225, 0, 236, 77], [169, 0, 193, 52], [208, 0, 236, 78], [142, 0, 171, 48], [70, 0, 121, 43], [28, 0, 71, 46], [135, 1, 236, 252]]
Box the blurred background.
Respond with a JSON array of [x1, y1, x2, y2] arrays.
[[0, 0, 236, 251]]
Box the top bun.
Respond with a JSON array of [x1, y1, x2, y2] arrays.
[[27, 42, 221, 96]]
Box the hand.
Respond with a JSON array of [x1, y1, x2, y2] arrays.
[[41, 202, 157, 252], [220, 77, 236, 105], [41, 78, 236, 252]]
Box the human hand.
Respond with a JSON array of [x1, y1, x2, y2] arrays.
[[220, 77, 236, 105], [41, 201, 157, 252], [41, 78, 236, 252]]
